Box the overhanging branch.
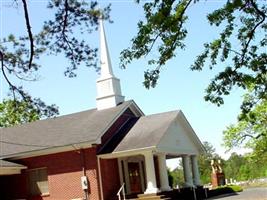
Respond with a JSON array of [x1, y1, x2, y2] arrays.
[[21, 0, 34, 69]]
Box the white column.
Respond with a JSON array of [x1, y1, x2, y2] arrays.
[[191, 155, 201, 186], [157, 153, 171, 191], [182, 155, 194, 187], [143, 151, 159, 194]]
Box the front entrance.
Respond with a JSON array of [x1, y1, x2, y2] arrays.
[[128, 162, 142, 194]]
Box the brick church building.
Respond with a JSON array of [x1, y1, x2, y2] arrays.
[[0, 18, 205, 200]]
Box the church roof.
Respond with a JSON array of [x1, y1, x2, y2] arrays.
[[111, 110, 205, 155], [0, 100, 135, 159], [113, 110, 179, 152]]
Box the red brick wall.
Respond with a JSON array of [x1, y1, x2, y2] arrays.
[[100, 158, 120, 200], [1, 147, 101, 200], [0, 109, 135, 200]]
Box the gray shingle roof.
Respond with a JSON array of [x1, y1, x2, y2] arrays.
[[0, 101, 133, 158], [113, 110, 179, 153], [0, 160, 26, 168]]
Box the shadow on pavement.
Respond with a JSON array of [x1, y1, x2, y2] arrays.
[[207, 192, 239, 199]]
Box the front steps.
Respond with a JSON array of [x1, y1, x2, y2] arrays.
[[137, 193, 171, 200], [123, 187, 206, 200]]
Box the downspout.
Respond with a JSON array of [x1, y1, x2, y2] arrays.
[[80, 149, 89, 200], [97, 156, 104, 200]]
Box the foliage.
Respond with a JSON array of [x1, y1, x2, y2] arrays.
[[168, 169, 174, 187], [216, 185, 243, 192], [169, 164, 184, 187], [0, 99, 47, 127], [0, 0, 111, 117], [168, 141, 266, 188], [198, 141, 222, 184], [120, 0, 267, 164], [168, 142, 222, 186], [223, 152, 267, 181], [227, 185, 243, 192], [121, 0, 267, 113], [224, 153, 247, 181], [223, 99, 267, 160], [208, 185, 243, 197]]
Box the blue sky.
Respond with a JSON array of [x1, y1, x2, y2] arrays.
[[1, 1, 248, 167]]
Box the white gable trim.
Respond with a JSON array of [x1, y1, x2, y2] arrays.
[[156, 111, 205, 155], [177, 111, 205, 153]]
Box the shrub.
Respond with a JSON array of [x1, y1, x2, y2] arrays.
[[208, 185, 243, 197]]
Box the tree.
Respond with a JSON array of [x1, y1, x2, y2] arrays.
[[169, 165, 184, 187], [0, 0, 111, 116], [120, 0, 266, 155], [198, 141, 222, 184], [223, 153, 246, 181], [223, 99, 267, 162], [121, 0, 266, 113], [0, 99, 52, 127], [223, 152, 267, 181]]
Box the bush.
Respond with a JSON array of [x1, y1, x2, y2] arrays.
[[227, 185, 243, 192], [208, 185, 243, 197]]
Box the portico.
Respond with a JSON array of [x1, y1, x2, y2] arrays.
[[98, 110, 204, 196], [100, 151, 202, 197]]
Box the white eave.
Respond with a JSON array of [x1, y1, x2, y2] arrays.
[[0, 160, 27, 175]]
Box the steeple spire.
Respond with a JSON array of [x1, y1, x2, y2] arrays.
[[99, 17, 114, 78], [96, 17, 125, 110]]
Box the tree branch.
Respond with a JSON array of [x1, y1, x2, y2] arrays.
[[0, 50, 29, 102], [250, 0, 267, 18], [21, 0, 34, 70], [62, 0, 69, 35], [240, 0, 266, 65], [166, 0, 192, 53]]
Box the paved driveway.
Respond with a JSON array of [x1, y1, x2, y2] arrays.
[[208, 187, 267, 200]]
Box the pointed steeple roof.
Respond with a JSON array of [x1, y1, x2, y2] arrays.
[[96, 17, 125, 110], [99, 17, 114, 78]]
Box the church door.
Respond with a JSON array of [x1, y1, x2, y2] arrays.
[[128, 162, 142, 194]]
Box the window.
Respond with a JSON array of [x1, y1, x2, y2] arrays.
[[28, 168, 49, 195]]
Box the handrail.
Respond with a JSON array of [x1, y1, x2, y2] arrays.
[[117, 183, 126, 200]]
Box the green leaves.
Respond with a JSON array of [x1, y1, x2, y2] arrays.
[[122, 0, 266, 116], [0, 100, 39, 127], [120, 0, 192, 88], [223, 99, 267, 160], [121, 0, 266, 163], [143, 69, 160, 89]]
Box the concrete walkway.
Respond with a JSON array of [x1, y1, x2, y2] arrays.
[[208, 187, 267, 200]]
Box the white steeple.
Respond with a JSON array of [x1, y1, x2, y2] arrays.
[[96, 17, 124, 110]]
